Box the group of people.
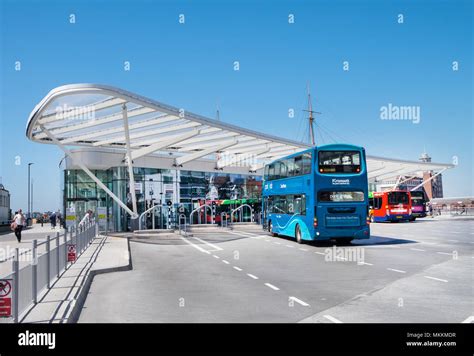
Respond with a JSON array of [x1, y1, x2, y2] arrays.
[[10, 209, 67, 243], [49, 211, 64, 229]]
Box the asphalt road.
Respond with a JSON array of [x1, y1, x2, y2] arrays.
[[78, 218, 473, 323]]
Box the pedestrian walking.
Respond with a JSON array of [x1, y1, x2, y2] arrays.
[[12, 209, 26, 243], [50, 211, 57, 229]]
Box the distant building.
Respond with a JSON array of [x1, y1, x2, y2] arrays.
[[374, 152, 444, 200], [0, 183, 11, 224]]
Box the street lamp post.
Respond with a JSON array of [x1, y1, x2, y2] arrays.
[[28, 162, 34, 221]]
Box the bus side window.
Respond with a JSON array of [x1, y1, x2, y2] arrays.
[[374, 197, 382, 210], [274, 161, 281, 180], [302, 153, 312, 174], [264, 165, 269, 180], [287, 195, 295, 214], [294, 156, 302, 176], [280, 160, 288, 178], [287, 158, 295, 176], [268, 164, 275, 180]]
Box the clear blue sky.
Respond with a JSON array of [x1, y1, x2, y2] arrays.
[[0, 0, 472, 212]]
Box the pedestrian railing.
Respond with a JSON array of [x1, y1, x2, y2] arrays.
[[178, 214, 188, 236], [0, 221, 98, 323], [221, 213, 229, 228]]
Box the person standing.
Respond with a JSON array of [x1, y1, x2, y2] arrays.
[[12, 209, 26, 243], [50, 211, 57, 229]]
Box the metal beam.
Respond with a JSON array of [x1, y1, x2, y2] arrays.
[[61, 114, 175, 144], [34, 106, 155, 140], [174, 139, 238, 166], [39, 124, 137, 218], [410, 168, 447, 192], [131, 126, 219, 148], [96, 120, 201, 147], [122, 104, 138, 216], [216, 146, 270, 168], [39, 97, 126, 125], [130, 129, 201, 160]]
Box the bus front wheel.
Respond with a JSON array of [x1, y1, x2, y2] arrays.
[[268, 220, 277, 237], [295, 224, 303, 244]]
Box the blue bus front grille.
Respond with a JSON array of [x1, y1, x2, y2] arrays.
[[325, 215, 360, 227]]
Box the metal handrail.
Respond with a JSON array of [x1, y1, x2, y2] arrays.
[[189, 204, 212, 225], [178, 214, 187, 235], [138, 204, 162, 230], [221, 212, 229, 228], [230, 204, 254, 224]]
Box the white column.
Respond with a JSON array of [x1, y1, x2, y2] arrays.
[[122, 103, 138, 217]]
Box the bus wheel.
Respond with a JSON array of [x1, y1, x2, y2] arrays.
[[268, 220, 277, 237], [295, 224, 303, 244]]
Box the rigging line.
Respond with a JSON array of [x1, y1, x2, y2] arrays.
[[317, 121, 349, 143], [315, 122, 336, 143]]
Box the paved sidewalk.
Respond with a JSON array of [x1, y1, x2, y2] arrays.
[[19, 234, 131, 323]]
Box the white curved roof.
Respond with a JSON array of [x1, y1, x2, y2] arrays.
[[26, 84, 454, 178]]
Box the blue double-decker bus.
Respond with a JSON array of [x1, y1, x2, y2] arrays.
[[262, 144, 370, 244]]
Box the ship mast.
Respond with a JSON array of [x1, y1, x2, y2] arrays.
[[302, 82, 320, 146]]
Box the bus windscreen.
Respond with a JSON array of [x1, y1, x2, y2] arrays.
[[388, 192, 409, 205], [318, 151, 361, 173]]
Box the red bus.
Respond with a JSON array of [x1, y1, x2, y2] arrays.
[[369, 190, 412, 222]]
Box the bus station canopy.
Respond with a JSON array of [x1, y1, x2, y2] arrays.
[[26, 84, 454, 218]]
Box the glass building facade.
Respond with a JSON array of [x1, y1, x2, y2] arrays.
[[63, 167, 262, 231]]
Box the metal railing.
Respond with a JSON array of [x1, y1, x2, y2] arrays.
[[230, 204, 254, 224], [0, 221, 98, 323], [138, 205, 162, 230], [221, 212, 229, 228], [189, 204, 213, 225], [178, 214, 188, 235]]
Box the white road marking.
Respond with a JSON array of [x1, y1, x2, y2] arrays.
[[324, 315, 343, 323], [299, 248, 309, 251], [437, 252, 453, 256], [190, 236, 223, 251], [410, 248, 426, 251], [461, 316, 474, 323], [274, 242, 281, 245], [289, 296, 310, 307], [180, 236, 212, 254], [387, 268, 406, 273], [247, 273, 259, 280], [233, 266, 242, 271], [285, 245, 294, 248], [424, 276, 448, 283], [315, 251, 325, 255], [213, 255, 220, 259], [264, 283, 280, 291], [222, 260, 230, 264], [335, 256, 347, 261], [357, 262, 373, 266]]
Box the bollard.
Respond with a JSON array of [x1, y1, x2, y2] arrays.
[[63, 231, 68, 271], [46, 236, 51, 289], [12, 248, 19, 323], [32, 240, 38, 304], [56, 232, 60, 278]]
